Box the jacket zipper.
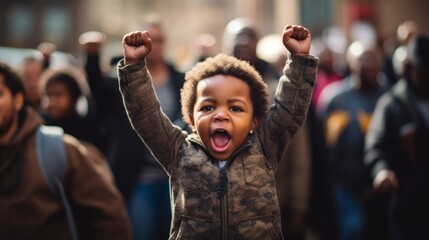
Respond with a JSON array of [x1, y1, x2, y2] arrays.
[[217, 165, 228, 239], [218, 144, 251, 240], [190, 135, 252, 240], [221, 186, 228, 240]]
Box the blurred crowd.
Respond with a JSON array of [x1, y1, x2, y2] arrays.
[[1, 13, 428, 240]]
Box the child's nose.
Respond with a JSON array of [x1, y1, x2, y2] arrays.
[[213, 110, 229, 122]]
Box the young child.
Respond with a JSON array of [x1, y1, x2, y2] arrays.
[[118, 25, 318, 239], [39, 68, 106, 152]]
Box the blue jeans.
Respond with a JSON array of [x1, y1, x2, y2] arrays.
[[334, 185, 364, 240], [128, 180, 171, 240]]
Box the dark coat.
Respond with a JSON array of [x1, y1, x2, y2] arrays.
[[84, 54, 185, 200], [364, 79, 429, 232]]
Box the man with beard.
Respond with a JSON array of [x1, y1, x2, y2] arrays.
[[0, 61, 131, 240]]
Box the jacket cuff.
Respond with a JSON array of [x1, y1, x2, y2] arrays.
[[289, 54, 318, 68], [117, 59, 147, 74]]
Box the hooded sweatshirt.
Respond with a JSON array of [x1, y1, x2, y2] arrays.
[[0, 108, 132, 240]]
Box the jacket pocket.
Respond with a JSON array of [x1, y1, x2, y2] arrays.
[[235, 216, 282, 240], [176, 215, 214, 240]]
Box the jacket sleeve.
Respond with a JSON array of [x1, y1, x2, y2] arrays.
[[257, 54, 318, 168], [117, 60, 186, 173], [84, 54, 112, 114], [364, 94, 393, 179], [63, 135, 132, 240]]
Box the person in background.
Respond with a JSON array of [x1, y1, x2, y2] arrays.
[[0, 61, 132, 240], [38, 67, 107, 153], [78, 30, 140, 169], [256, 33, 312, 240], [318, 40, 388, 240], [126, 16, 186, 240], [18, 42, 57, 111], [181, 33, 217, 71], [364, 33, 429, 240], [313, 46, 343, 112], [256, 34, 288, 76], [18, 56, 45, 111], [223, 17, 280, 99], [80, 14, 185, 240], [382, 20, 419, 86]]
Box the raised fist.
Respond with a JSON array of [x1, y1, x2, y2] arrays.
[[122, 31, 152, 65], [282, 25, 311, 55]]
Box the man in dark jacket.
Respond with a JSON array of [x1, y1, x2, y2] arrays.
[[0, 61, 132, 240], [364, 33, 429, 240]]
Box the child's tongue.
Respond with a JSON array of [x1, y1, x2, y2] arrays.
[[212, 132, 230, 151]]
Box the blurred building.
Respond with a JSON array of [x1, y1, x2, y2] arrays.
[[0, 0, 428, 67]]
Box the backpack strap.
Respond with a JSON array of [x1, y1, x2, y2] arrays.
[[36, 125, 67, 191], [36, 125, 78, 240]]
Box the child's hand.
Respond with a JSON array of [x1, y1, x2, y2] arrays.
[[282, 25, 311, 55], [122, 31, 152, 65]]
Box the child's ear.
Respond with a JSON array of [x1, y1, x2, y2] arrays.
[[251, 116, 260, 130], [14, 93, 24, 111]]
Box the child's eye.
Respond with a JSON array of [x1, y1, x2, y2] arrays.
[[200, 105, 214, 112], [230, 106, 243, 112]]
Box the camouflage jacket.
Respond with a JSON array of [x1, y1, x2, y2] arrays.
[[118, 54, 318, 240]]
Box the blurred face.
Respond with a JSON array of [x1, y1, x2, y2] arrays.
[[42, 82, 74, 121], [190, 75, 258, 161], [319, 49, 335, 73], [233, 28, 258, 62], [0, 75, 23, 143], [358, 51, 381, 88], [146, 25, 166, 62], [409, 64, 429, 99], [21, 60, 43, 106]]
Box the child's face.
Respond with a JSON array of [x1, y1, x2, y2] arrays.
[[42, 82, 74, 121], [190, 74, 258, 161]]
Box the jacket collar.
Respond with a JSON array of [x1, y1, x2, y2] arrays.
[[9, 107, 44, 147]]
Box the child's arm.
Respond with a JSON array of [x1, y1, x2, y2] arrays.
[[257, 25, 318, 166], [118, 31, 186, 173]]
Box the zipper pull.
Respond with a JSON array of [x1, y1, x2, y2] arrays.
[[217, 167, 228, 199]]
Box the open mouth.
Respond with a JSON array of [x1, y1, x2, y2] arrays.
[[211, 129, 231, 152]]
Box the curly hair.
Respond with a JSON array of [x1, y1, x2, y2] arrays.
[[180, 53, 269, 126]]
